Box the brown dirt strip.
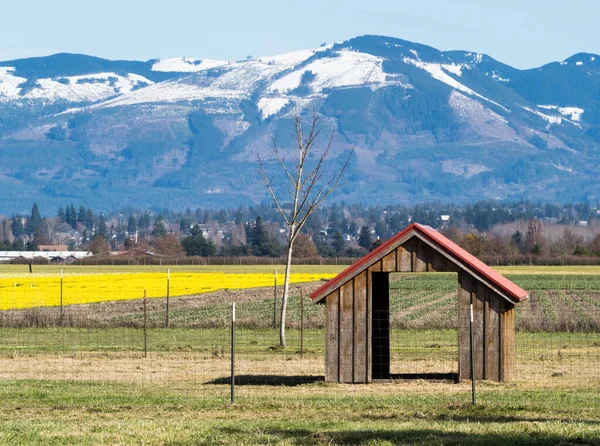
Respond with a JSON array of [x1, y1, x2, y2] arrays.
[[1, 350, 598, 390]]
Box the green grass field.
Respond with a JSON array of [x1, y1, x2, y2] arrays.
[[1, 380, 599, 445], [1, 265, 600, 444]]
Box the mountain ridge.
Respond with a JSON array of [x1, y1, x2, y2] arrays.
[[0, 35, 599, 214]]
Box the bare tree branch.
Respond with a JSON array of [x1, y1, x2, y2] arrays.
[[270, 137, 296, 191], [257, 108, 352, 347], [258, 153, 290, 227]]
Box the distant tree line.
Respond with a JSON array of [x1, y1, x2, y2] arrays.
[[1, 200, 599, 262]]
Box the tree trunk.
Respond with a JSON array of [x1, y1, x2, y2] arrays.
[[279, 239, 294, 347]]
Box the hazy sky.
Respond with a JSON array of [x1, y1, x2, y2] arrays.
[[0, 0, 598, 68]]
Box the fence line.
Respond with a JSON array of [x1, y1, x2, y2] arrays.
[[0, 269, 597, 405]]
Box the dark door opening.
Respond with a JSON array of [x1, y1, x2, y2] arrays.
[[371, 272, 390, 379]]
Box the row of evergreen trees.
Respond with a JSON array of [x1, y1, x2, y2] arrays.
[[2, 199, 599, 258]]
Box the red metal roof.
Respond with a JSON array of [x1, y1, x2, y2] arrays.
[[310, 222, 528, 303]]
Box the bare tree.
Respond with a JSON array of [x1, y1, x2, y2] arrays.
[[524, 218, 545, 254], [258, 110, 353, 347]]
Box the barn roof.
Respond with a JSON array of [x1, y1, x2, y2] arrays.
[[310, 222, 528, 304]]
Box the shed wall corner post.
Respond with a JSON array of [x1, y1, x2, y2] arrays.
[[353, 271, 368, 383], [325, 292, 339, 382], [457, 271, 472, 382], [500, 305, 515, 382]]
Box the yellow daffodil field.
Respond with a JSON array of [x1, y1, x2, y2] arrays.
[[0, 271, 336, 311]]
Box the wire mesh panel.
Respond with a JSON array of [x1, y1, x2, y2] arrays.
[[388, 273, 459, 379], [231, 285, 325, 389], [0, 271, 233, 385], [514, 287, 600, 390], [0, 268, 327, 395], [0, 269, 241, 389]]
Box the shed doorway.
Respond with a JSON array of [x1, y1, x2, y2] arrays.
[[372, 272, 459, 380]]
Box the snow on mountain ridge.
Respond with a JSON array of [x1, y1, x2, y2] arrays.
[[62, 56, 296, 113], [28, 73, 153, 103], [403, 57, 508, 111], [538, 105, 584, 122], [151, 45, 332, 74], [559, 107, 584, 121], [0, 70, 153, 103], [257, 97, 291, 118], [85, 79, 242, 112], [77, 48, 404, 117], [522, 105, 582, 128], [267, 49, 409, 94], [152, 58, 229, 72], [489, 71, 510, 82], [0, 67, 26, 98], [257, 49, 412, 119], [258, 49, 320, 68], [448, 91, 522, 142]]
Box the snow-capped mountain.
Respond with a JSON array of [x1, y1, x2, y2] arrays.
[[1, 35, 599, 213]]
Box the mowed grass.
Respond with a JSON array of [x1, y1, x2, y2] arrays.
[[0, 380, 599, 445]]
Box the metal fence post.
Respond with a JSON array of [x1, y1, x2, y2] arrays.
[[165, 268, 170, 329], [231, 302, 235, 404], [272, 268, 277, 328], [469, 302, 476, 405], [59, 268, 64, 325], [143, 289, 148, 359], [300, 291, 304, 359]]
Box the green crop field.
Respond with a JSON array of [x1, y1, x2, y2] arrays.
[[0, 265, 599, 444]]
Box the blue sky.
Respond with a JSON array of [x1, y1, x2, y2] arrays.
[[0, 0, 598, 68]]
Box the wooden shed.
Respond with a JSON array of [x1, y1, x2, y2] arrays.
[[310, 223, 528, 383]]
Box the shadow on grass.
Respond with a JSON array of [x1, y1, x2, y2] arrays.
[[209, 375, 324, 386], [214, 426, 599, 446], [389, 372, 458, 381], [211, 373, 458, 386], [363, 411, 600, 426]]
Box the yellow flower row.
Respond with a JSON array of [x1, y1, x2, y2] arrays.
[[0, 272, 335, 311]]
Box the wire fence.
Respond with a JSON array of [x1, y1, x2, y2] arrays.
[[0, 269, 325, 389], [0, 269, 598, 405]]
